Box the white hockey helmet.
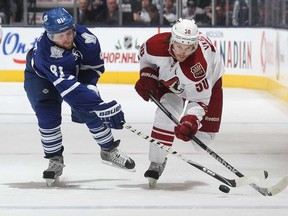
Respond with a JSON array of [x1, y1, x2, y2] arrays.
[[171, 18, 199, 47]]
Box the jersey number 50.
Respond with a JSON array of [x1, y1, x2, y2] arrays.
[[195, 78, 209, 92]]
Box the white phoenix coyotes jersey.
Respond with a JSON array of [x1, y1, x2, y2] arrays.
[[139, 32, 224, 108]]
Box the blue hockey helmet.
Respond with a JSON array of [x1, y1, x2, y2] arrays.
[[42, 7, 75, 34]]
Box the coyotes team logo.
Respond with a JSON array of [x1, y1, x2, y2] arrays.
[[161, 77, 184, 94], [190, 62, 205, 79]]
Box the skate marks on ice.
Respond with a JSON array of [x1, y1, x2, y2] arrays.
[[4, 178, 207, 191], [118, 180, 207, 191], [4, 178, 131, 190]]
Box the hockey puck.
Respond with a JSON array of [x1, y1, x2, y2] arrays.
[[219, 184, 230, 193]]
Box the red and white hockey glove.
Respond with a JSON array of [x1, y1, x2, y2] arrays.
[[175, 115, 199, 142], [135, 67, 160, 101]]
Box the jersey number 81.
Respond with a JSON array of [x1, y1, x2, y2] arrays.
[[50, 65, 64, 77]]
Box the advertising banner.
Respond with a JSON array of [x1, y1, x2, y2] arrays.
[[0, 26, 287, 87]]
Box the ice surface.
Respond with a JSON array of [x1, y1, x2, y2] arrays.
[[0, 83, 287, 216]]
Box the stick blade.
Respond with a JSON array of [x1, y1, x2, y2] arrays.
[[266, 176, 288, 196], [235, 170, 268, 187]]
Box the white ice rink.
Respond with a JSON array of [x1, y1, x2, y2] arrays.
[[0, 82, 287, 216]]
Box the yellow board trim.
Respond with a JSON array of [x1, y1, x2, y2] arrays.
[[100, 72, 139, 84], [223, 74, 288, 102], [0, 70, 24, 82], [1, 70, 287, 103]]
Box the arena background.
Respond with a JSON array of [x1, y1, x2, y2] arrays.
[[0, 26, 287, 102]]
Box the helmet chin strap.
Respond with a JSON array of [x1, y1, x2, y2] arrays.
[[47, 33, 54, 41], [168, 41, 177, 59]]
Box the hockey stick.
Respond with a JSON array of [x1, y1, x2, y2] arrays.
[[124, 123, 267, 188], [148, 92, 288, 196]]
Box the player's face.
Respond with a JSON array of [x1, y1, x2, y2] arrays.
[[52, 29, 75, 50], [172, 41, 196, 62]]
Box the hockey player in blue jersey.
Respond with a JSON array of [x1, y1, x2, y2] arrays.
[[24, 7, 135, 186]]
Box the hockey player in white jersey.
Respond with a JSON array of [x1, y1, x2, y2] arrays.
[[135, 18, 225, 187], [24, 7, 135, 186]]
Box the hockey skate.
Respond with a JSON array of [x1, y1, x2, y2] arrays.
[[43, 155, 65, 187], [101, 140, 136, 172], [144, 158, 167, 188]]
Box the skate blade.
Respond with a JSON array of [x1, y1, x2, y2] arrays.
[[101, 160, 136, 172], [146, 177, 157, 188], [45, 177, 60, 187]]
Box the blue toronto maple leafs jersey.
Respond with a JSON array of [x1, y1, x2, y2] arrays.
[[31, 24, 104, 111]]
